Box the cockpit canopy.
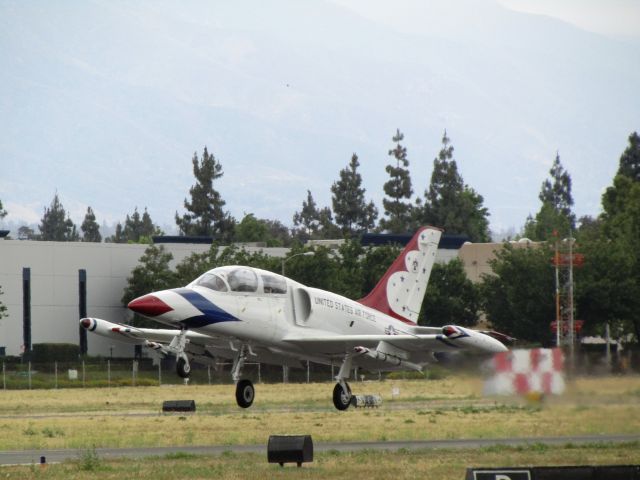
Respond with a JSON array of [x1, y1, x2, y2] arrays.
[[192, 266, 287, 295]]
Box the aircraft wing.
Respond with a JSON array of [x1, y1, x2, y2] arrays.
[[282, 326, 507, 355]]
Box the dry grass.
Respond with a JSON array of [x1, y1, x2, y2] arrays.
[[1, 375, 639, 451], [0, 376, 482, 415]]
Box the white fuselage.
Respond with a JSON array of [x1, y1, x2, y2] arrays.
[[143, 266, 413, 363]]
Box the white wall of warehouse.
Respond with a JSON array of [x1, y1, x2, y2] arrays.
[[0, 240, 217, 357]]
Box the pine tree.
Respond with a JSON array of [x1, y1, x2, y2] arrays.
[[81, 206, 102, 242], [598, 132, 640, 341], [419, 131, 490, 242], [292, 190, 339, 240], [0, 199, 6, 220], [523, 152, 575, 240], [603, 131, 640, 219], [539, 152, 575, 224], [379, 129, 413, 233], [108, 207, 161, 243], [331, 153, 378, 235], [293, 190, 319, 238], [38, 193, 79, 241], [108, 223, 124, 243], [175, 147, 233, 240], [617, 131, 640, 182]]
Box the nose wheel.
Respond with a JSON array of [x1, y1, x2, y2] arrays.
[[235, 379, 255, 408], [333, 381, 352, 410]]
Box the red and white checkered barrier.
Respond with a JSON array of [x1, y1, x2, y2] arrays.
[[484, 348, 565, 396]]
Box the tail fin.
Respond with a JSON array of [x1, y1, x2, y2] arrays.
[[358, 226, 442, 324]]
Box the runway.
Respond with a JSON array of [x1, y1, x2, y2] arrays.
[[1, 434, 638, 465]]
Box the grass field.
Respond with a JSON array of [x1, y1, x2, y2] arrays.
[[2, 444, 640, 479], [1, 375, 639, 478]]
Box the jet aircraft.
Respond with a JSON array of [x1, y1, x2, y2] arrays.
[[81, 226, 508, 410]]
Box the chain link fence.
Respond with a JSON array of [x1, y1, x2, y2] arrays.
[[0, 358, 347, 390]]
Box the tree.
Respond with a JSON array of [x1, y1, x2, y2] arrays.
[[235, 213, 275, 244], [616, 131, 640, 182], [38, 193, 79, 241], [0, 199, 6, 220], [262, 219, 293, 247], [17, 226, 36, 240], [175, 147, 234, 241], [359, 243, 402, 295], [333, 238, 365, 299], [523, 152, 575, 240], [480, 243, 555, 344], [282, 245, 339, 291], [293, 190, 320, 239], [418, 131, 490, 242], [292, 190, 340, 240], [602, 132, 640, 221], [122, 245, 178, 327], [595, 132, 640, 341], [420, 258, 480, 327], [576, 233, 638, 340], [379, 129, 413, 233], [0, 286, 8, 323], [81, 207, 102, 242], [522, 202, 572, 241], [331, 153, 378, 236], [108, 207, 162, 243], [234, 214, 292, 247]]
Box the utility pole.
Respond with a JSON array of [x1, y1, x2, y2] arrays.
[[567, 235, 575, 365], [554, 235, 561, 348], [552, 231, 583, 372]]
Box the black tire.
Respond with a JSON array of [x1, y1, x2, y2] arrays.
[[332, 382, 352, 411], [176, 357, 191, 378], [236, 379, 255, 408]]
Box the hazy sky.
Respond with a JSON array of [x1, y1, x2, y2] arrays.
[[1, 1, 638, 238], [498, 0, 640, 38], [334, 0, 640, 38]]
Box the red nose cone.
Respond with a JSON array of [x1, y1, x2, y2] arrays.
[[128, 294, 173, 317], [80, 318, 92, 329]]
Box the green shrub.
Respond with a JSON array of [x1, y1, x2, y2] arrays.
[[31, 343, 80, 362]]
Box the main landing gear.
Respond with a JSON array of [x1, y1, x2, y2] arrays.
[[236, 379, 255, 408], [332, 353, 354, 410], [333, 381, 352, 410]]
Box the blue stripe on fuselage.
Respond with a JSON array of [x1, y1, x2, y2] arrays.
[[173, 288, 239, 328]]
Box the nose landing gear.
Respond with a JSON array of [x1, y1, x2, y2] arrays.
[[176, 355, 191, 378], [232, 344, 255, 408]]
